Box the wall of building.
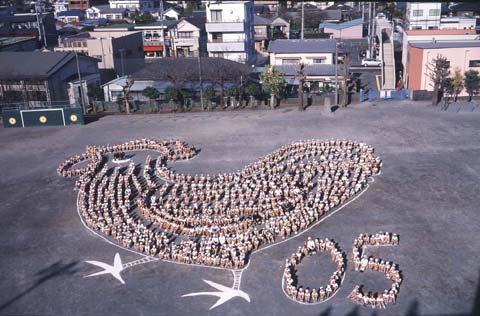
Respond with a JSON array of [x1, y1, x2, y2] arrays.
[[68, 0, 89, 11], [171, 21, 200, 57], [206, 1, 254, 63], [406, 2, 442, 30], [48, 56, 99, 102], [419, 46, 480, 95], [401, 30, 478, 74], [323, 24, 363, 39], [406, 46, 424, 90], [270, 52, 334, 66], [109, 0, 156, 10]]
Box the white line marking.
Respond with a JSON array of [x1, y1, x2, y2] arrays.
[[181, 279, 250, 310], [61, 108, 65, 126]]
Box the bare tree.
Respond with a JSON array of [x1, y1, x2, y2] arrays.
[[425, 55, 451, 106]]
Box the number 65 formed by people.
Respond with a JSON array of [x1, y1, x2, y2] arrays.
[[283, 232, 401, 309]]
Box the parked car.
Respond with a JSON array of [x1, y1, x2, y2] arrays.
[[361, 58, 382, 67]]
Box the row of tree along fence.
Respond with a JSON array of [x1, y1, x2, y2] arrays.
[[92, 92, 343, 114]]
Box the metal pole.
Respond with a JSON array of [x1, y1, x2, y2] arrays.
[[301, 1, 304, 40], [75, 52, 86, 114], [334, 41, 338, 106], [160, 0, 166, 57]]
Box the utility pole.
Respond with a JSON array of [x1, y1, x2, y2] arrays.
[[334, 41, 338, 106], [368, 2, 372, 58], [35, 1, 47, 48], [160, 0, 166, 57], [362, 2, 365, 21], [301, 1, 304, 40], [75, 52, 86, 114]]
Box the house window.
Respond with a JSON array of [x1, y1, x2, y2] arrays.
[[178, 31, 193, 38], [282, 58, 300, 65], [469, 60, 480, 67], [211, 33, 223, 43], [211, 10, 222, 22], [429, 9, 440, 16], [412, 10, 423, 17], [312, 57, 326, 64]]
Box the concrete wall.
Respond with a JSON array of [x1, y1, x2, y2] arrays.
[[324, 24, 363, 39]]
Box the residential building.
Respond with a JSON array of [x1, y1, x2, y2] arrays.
[[55, 30, 144, 78], [102, 57, 252, 102], [134, 20, 179, 58], [68, 0, 89, 11], [205, 1, 255, 64], [267, 39, 343, 91], [0, 12, 58, 46], [86, 5, 129, 21], [164, 7, 180, 20], [406, 2, 442, 30], [401, 29, 479, 81], [0, 51, 100, 106], [406, 40, 480, 95], [56, 10, 85, 23], [439, 15, 477, 30], [53, 0, 69, 18], [253, 15, 289, 53], [170, 18, 205, 57], [319, 18, 363, 39], [108, 0, 157, 10], [446, 2, 480, 17]]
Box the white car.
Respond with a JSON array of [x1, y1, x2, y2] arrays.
[[361, 58, 382, 67]]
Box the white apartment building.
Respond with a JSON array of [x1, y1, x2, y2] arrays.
[[439, 15, 477, 30], [406, 2, 442, 30], [205, 1, 255, 64], [108, 0, 157, 10], [53, 0, 69, 18]]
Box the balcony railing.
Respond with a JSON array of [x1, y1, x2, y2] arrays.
[[208, 39, 244, 43], [207, 18, 244, 23]]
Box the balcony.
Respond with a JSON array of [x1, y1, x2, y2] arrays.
[[173, 37, 198, 47], [206, 22, 244, 33], [207, 41, 245, 52]]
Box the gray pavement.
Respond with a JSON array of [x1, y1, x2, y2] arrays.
[[1, 101, 480, 316]]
